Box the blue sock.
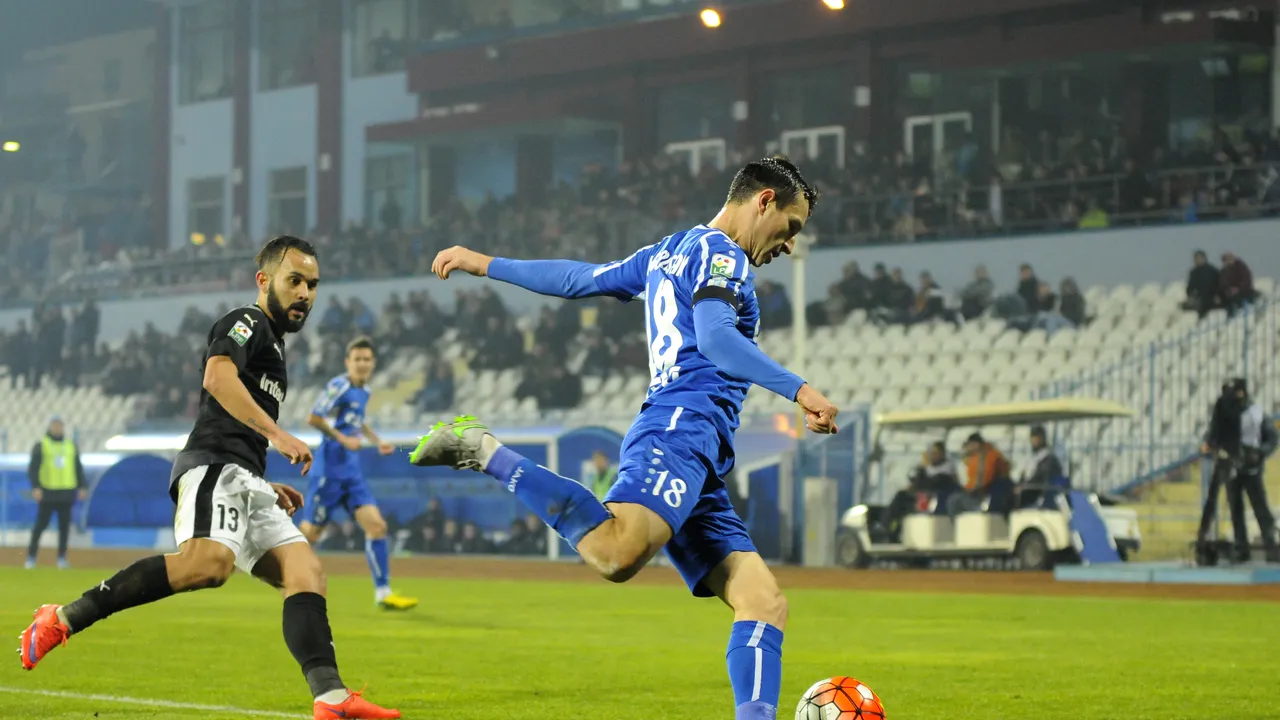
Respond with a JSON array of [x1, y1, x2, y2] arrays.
[[485, 446, 612, 547], [726, 621, 784, 720], [365, 538, 390, 590]]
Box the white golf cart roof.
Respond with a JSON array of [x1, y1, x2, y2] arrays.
[[875, 398, 1136, 433]]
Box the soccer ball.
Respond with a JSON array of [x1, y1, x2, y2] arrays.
[[795, 676, 885, 719]]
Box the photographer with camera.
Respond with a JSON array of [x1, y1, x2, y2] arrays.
[[1199, 378, 1279, 563]]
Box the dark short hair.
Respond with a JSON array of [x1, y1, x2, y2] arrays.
[[346, 336, 375, 356], [255, 235, 317, 272], [726, 155, 818, 217], [1030, 425, 1047, 439]]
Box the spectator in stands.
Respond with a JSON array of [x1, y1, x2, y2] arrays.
[[1058, 278, 1088, 327], [1016, 264, 1040, 312], [910, 271, 948, 325], [872, 267, 914, 325], [587, 450, 617, 501], [501, 519, 530, 555], [1077, 197, 1110, 229], [5, 319, 32, 388], [457, 522, 494, 554], [1183, 250, 1221, 318], [24, 417, 87, 570], [950, 433, 1013, 515], [441, 518, 460, 552], [959, 265, 994, 320], [319, 297, 346, 337], [1219, 252, 1257, 316], [756, 280, 792, 329], [406, 524, 446, 554], [832, 261, 871, 312], [414, 359, 455, 413], [523, 513, 547, 556]]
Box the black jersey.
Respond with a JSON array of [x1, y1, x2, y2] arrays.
[[170, 304, 289, 490]]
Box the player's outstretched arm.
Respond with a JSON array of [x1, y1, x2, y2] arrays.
[[692, 301, 838, 434], [432, 244, 651, 301], [308, 412, 360, 451]]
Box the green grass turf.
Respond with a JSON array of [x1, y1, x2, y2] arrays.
[[0, 566, 1277, 719]]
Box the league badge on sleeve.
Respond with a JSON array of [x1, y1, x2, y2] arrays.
[[229, 321, 253, 346], [710, 253, 736, 279]]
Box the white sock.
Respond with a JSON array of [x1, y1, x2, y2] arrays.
[[315, 689, 350, 705], [479, 434, 502, 468], [375, 586, 392, 603]]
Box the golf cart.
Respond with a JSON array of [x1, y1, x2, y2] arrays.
[[836, 398, 1143, 571]]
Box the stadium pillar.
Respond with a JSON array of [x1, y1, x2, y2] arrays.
[[792, 232, 813, 433], [151, 3, 172, 252], [231, 0, 252, 234], [850, 39, 873, 151], [515, 135, 553, 203], [315, 0, 344, 234]]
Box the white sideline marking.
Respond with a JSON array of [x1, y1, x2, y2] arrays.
[[0, 686, 306, 717]]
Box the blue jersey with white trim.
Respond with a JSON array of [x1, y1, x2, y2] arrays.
[[310, 374, 369, 479], [593, 224, 760, 441]]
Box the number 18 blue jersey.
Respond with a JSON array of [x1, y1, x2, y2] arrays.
[[592, 224, 760, 442]]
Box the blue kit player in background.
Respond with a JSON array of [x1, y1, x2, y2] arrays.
[[298, 337, 419, 611], [410, 156, 839, 720]]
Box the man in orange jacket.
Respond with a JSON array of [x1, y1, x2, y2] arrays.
[[949, 433, 1014, 515]]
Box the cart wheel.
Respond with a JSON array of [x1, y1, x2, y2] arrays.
[[836, 529, 870, 569], [1015, 529, 1050, 571]]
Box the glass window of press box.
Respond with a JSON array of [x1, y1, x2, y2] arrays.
[[259, 0, 318, 91], [187, 176, 227, 242], [269, 167, 309, 235], [357, 0, 751, 59], [179, 0, 234, 104]]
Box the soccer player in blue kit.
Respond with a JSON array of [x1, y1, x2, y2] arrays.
[[298, 337, 418, 611], [410, 156, 839, 720]]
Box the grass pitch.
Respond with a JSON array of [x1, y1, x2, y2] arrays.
[[1, 564, 1277, 719]]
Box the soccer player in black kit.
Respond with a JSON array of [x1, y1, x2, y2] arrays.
[[18, 236, 401, 720]]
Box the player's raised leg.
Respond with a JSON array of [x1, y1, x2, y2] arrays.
[[351, 503, 417, 610], [250, 526, 400, 718], [410, 416, 678, 580], [702, 552, 788, 720]]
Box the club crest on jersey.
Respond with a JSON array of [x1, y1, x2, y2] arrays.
[[710, 253, 736, 279], [229, 321, 253, 346]]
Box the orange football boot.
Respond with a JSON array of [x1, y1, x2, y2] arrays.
[[313, 688, 401, 719], [18, 604, 71, 670]]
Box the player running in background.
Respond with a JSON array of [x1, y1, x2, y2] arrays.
[[18, 236, 400, 720], [298, 337, 418, 611], [411, 156, 838, 720]]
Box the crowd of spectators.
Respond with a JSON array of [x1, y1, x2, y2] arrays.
[[0, 245, 1263, 423], [314, 497, 550, 558], [5, 118, 1280, 310]]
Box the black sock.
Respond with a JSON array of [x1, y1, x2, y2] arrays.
[[60, 555, 174, 634], [283, 592, 345, 698]]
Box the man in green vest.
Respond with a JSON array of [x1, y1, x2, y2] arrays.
[[587, 451, 617, 501], [25, 417, 86, 570]]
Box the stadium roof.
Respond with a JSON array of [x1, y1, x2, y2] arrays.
[[875, 398, 1136, 432]]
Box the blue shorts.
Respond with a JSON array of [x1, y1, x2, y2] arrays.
[[604, 406, 756, 597], [300, 475, 377, 527]]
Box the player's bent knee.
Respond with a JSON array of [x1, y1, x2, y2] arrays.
[[361, 517, 388, 540], [579, 504, 669, 583], [172, 541, 236, 591], [735, 586, 788, 629], [276, 544, 327, 596]]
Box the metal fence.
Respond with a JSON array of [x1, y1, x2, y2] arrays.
[[1034, 294, 1278, 496]]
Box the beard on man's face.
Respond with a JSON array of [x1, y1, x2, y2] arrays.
[[267, 285, 310, 333]]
